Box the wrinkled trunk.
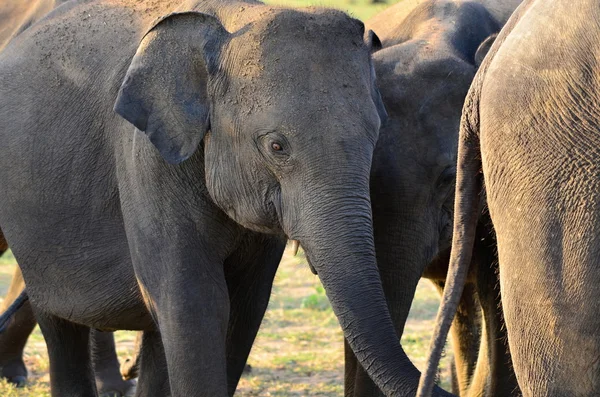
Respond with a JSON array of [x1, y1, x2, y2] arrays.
[[294, 183, 451, 396]]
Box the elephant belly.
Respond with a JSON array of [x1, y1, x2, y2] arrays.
[[5, 221, 155, 331]]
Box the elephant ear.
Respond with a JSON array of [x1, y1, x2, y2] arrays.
[[366, 29, 383, 53], [114, 12, 229, 164], [366, 29, 388, 125], [474, 33, 498, 68]]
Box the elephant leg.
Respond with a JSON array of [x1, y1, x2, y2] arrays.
[[134, 330, 170, 397], [433, 281, 481, 396], [134, 250, 232, 397], [35, 310, 96, 397], [91, 330, 136, 397], [223, 233, 285, 396], [0, 266, 36, 386], [119, 165, 240, 395], [468, 257, 518, 397]]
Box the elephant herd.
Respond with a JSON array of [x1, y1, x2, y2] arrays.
[[0, 0, 597, 396]]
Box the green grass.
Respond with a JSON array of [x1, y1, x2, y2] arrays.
[[0, 247, 451, 396]]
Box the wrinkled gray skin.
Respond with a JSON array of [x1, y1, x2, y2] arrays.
[[0, 1, 134, 395], [342, 1, 521, 396], [0, 0, 441, 395], [424, 0, 600, 395]]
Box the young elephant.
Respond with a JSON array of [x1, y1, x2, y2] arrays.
[[0, 0, 444, 395], [343, 1, 521, 396], [423, 0, 600, 395]]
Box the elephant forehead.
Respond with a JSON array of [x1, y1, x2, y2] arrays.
[[219, 43, 372, 113], [223, 8, 369, 80]]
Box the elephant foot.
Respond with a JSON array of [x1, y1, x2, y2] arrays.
[[98, 379, 136, 397], [0, 358, 27, 387], [5, 375, 27, 387]]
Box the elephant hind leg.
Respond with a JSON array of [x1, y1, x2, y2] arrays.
[[35, 310, 97, 397], [0, 267, 35, 386], [433, 281, 481, 396]]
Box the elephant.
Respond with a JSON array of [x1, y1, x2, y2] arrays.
[[0, 1, 135, 395], [420, 0, 600, 395], [340, 0, 522, 396], [0, 0, 448, 395]]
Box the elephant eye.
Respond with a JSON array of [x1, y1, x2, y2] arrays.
[[257, 134, 290, 159]]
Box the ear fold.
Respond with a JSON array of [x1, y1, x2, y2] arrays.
[[366, 30, 388, 126], [114, 12, 229, 164], [474, 33, 498, 68]]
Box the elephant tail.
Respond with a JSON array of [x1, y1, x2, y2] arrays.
[[417, 68, 484, 397], [0, 289, 29, 333]]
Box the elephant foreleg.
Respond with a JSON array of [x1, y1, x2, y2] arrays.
[[223, 233, 285, 396]]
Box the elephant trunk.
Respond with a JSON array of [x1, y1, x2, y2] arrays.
[[294, 183, 449, 396]]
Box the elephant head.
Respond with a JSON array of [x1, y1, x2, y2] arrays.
[[114, 8, 421, 395], [369, 3, 500, 282]]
